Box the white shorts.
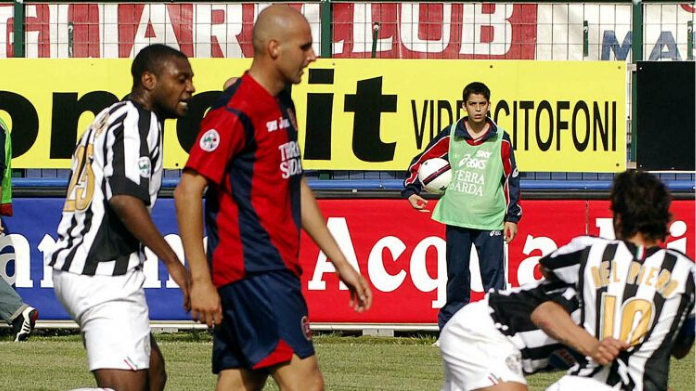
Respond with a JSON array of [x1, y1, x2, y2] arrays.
[[546, 376, 619, 391], [53, 268, 151, 371], [439, 298, 526, 391]]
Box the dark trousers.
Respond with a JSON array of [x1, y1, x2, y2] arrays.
[[438, 225, 506, 330]]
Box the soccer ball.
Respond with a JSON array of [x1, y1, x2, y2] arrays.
[[417, 158, 452, 194]]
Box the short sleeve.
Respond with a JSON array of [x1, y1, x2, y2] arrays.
[[185, 107, 246, 185], [539, 236, 598, 285], [105, 110, 151, 204]]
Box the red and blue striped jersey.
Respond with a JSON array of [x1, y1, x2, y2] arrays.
[[185, 73, 303, 288]]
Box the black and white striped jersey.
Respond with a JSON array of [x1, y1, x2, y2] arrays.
[[48, 100, 163, 276], [539, 235, 696, 391], [488, 281, 582, 374]]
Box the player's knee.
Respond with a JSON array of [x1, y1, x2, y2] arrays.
[[281, 374, 323, 391]]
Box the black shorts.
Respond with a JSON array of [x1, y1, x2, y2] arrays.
[[212, 270, 315, 373]]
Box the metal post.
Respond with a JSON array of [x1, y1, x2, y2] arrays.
[[320, 0, 332, 58], [318, 0, 333, 180], [13, 0, 24, 58], [68, 22, 74, 58], [630, 0, 643, 164], [583, 21, 589, 58], [371, 23, 380, 58], [688, 20, 693, 61]]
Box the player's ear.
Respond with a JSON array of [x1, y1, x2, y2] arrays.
[[268, 39, 281, 59], [141, 71, 157, 91]]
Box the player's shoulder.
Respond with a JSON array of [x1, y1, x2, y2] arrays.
[[208, 84, 254, 124], [566, 235, 609, 249], [663, 247, 695, 263], [97, 99, 149, 129]]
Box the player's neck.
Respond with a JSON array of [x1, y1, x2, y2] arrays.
[[248, 64, 285, 97], [466, 119, 488, 137], [625, 233, 659, 248], [129, 91, 154, 113]]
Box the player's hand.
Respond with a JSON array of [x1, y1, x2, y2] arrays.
[[408, 194, 429, 212], [190, 279, 223, 328], [335, 263, 372, 312], [166, 260, 191, 311], [590, 337, 629, 365], [504, 222, 518, 243]]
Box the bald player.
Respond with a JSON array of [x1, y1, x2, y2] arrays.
[[175, 5, 372, 391], [222, 77, 238, 90]]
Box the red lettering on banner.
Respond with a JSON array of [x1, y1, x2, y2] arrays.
[[332, 3, 537, 59], [23, 4, 50, 58], [70, 4, 100, 58]]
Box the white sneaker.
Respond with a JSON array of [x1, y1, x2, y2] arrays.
[[12, 306, 38, 342]]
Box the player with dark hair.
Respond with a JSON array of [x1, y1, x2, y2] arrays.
[[439, 278, 627, 390], [403, 81, 521, 330], [175, 5, 371, 391], [48, 43, 193, 391], [533, 170, 695, 391]]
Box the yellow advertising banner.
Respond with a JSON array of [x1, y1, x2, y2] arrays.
[[0, 59, 625, 172]]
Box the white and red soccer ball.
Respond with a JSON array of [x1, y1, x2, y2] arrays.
[[417, 158, 452, 194]]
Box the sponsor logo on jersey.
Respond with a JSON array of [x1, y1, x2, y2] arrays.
[[266, 117, 291, 133]]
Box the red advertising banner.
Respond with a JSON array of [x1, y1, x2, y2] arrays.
[[588, 200, 695, 258], [301, 199, 695, 324], [1, 2, 693, 60], [300, 199, 587, 324]]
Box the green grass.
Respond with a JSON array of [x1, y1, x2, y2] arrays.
[[0, 331, 693, 390]]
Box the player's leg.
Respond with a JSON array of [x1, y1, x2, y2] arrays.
[[439, 225, 474, 329], [147, 334, 167, 391], [269, 353, 323, 391], [93, 368, 148, 391], [474, 229, 506, 292], [475, 382, 528, 391], [546, 375, 616, 391], [216, 368, 268, 391], [0, 268, 27, 324], [213, 279, 275, 391], [439, 299, 528, 391], [54, 269, 152, 391]]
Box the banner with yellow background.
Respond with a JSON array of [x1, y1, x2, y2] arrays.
[[0, 59, 625, 172]]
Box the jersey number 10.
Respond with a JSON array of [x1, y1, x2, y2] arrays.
[[600, 293, 655, 346]]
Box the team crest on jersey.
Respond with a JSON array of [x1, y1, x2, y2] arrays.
[[200, 129, 220, 152], [505, 354, 522, 375], [301, 315, 312, 341], [138, 156, 151, 178]]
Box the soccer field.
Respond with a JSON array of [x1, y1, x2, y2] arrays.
[[1, 332, 693, 390]]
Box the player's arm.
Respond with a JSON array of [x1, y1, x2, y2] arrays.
[[109, 195, 190, 310], [672, 314, 695, 359], [174, 169, 222, 327], [538, 236, 600, 284], [531, 301, 628, 365], [403, 127, 451, 212], [300, 178, 372, 312], [501, 132, 520, 243]]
